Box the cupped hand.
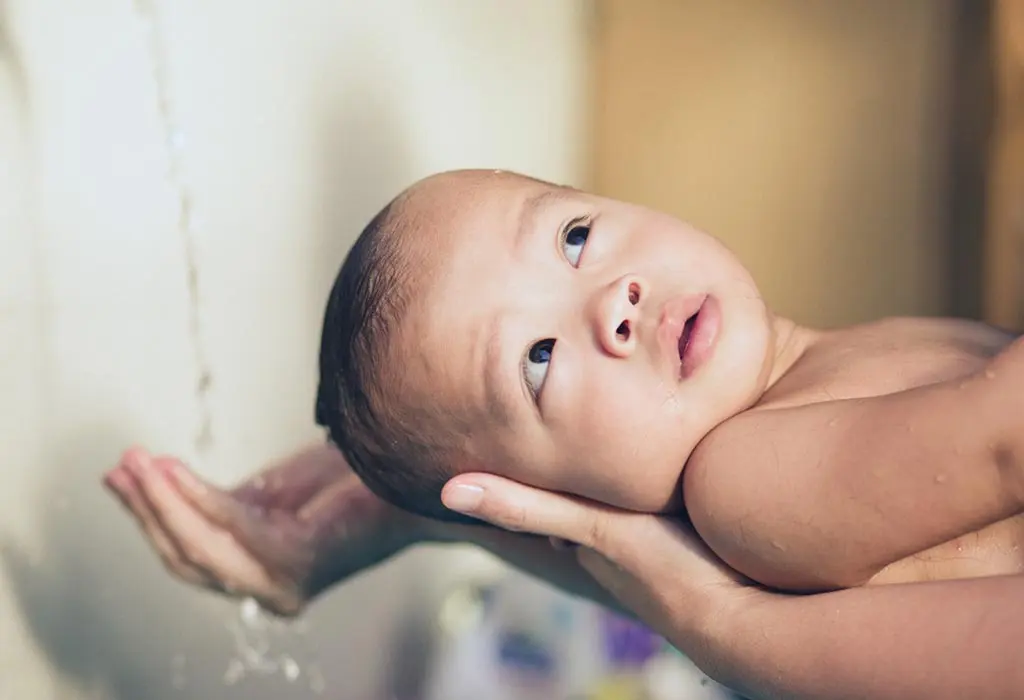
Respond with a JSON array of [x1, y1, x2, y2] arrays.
[[440, 474, 754, 651], [103, 445, 420, 616]]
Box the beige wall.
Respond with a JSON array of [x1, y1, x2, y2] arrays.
[[0, 1, 589, 698], [985, 0, 1024, 329], [592, 0, 959, 328]]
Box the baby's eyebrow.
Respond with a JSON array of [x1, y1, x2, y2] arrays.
[[514, 187, 577, 252]]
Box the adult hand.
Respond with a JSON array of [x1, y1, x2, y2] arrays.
[[104, 445, 425, 616], [442, 474, 1024, 700], [440, 474, 753, 666]]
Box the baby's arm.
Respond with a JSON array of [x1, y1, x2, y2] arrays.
[[685, 335, 1024, 591]]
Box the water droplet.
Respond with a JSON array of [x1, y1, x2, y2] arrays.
[[240, 597, 261, 625], [985, 369, 996, 380], [827, 418, 838, 428], [223, 659, 244, 685], [220, 597, 326, 691], [935, 474, 948, 484], [169, 129, 186, 150], [308, 665, 326, 694]]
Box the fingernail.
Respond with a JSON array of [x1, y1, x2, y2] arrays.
[[442, 484, 484, 513]]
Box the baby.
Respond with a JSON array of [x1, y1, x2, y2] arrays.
[[315, 168, 1023, 593]]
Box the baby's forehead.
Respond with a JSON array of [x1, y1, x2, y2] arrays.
[[388, 174, 539, 275], [400, 171, 540, 229]]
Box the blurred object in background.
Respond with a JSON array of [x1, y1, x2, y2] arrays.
[[415, 568, 735, 700], [984, 0, 1024, 330]]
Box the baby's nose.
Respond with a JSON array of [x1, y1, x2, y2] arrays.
[[592, 274, 644, 357]]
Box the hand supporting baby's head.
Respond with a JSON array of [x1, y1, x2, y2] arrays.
[[316, 169, 778, 521]]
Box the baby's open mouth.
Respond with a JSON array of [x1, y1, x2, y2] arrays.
[[677, 309, 700, 364], [676, 296, 713, 380]]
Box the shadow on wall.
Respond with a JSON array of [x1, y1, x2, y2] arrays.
[[0, 35, 426, 700], [309, 76, 417, 309], [0, 428, 243, 700]]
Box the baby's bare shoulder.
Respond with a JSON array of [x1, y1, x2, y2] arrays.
[[683, 403, 857, 588]]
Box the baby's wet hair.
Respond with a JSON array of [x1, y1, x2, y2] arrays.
[[315, 195, 480, 525]]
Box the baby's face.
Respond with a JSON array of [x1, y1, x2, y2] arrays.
[[397, 172, 774, 513]]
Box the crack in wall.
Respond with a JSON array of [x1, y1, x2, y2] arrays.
[[133, 0, 213, 452]]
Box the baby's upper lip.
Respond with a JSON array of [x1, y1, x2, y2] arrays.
[[658, 293, 707, 374]]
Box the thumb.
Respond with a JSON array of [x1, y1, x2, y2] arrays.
[[442, 473, 644, 560]]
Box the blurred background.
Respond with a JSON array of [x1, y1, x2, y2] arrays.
[[0, 1, 1020, 699]]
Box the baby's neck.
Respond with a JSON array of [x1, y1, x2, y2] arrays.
[[763, 316, 819, 392]]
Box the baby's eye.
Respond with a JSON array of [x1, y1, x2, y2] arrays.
[[523, 338, 555, 398], [561, 220, 590, 267]]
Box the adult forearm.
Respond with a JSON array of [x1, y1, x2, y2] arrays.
[[697, 575, 1024, 700], [423, 520, 632, 618]]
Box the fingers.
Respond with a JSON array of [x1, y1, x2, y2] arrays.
[[104, 451, 212, 587], [166, 458, 254, 530], [140, 457, 275, 592], [169, 461, 315, 567], [575, 547, 631, 600], [441, 473, 632, 555], [549, 536, 577, 551], [112, 448, 277, 597]]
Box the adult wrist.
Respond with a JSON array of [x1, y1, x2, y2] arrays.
[[669, 585, 772, 690]]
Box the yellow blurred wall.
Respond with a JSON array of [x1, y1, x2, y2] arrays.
[[591, 0, 961, 328]]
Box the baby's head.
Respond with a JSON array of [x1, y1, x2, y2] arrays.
[[317, 170, 777, 522]]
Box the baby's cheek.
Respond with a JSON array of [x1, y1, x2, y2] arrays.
[[553, 450, 673, 512]]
